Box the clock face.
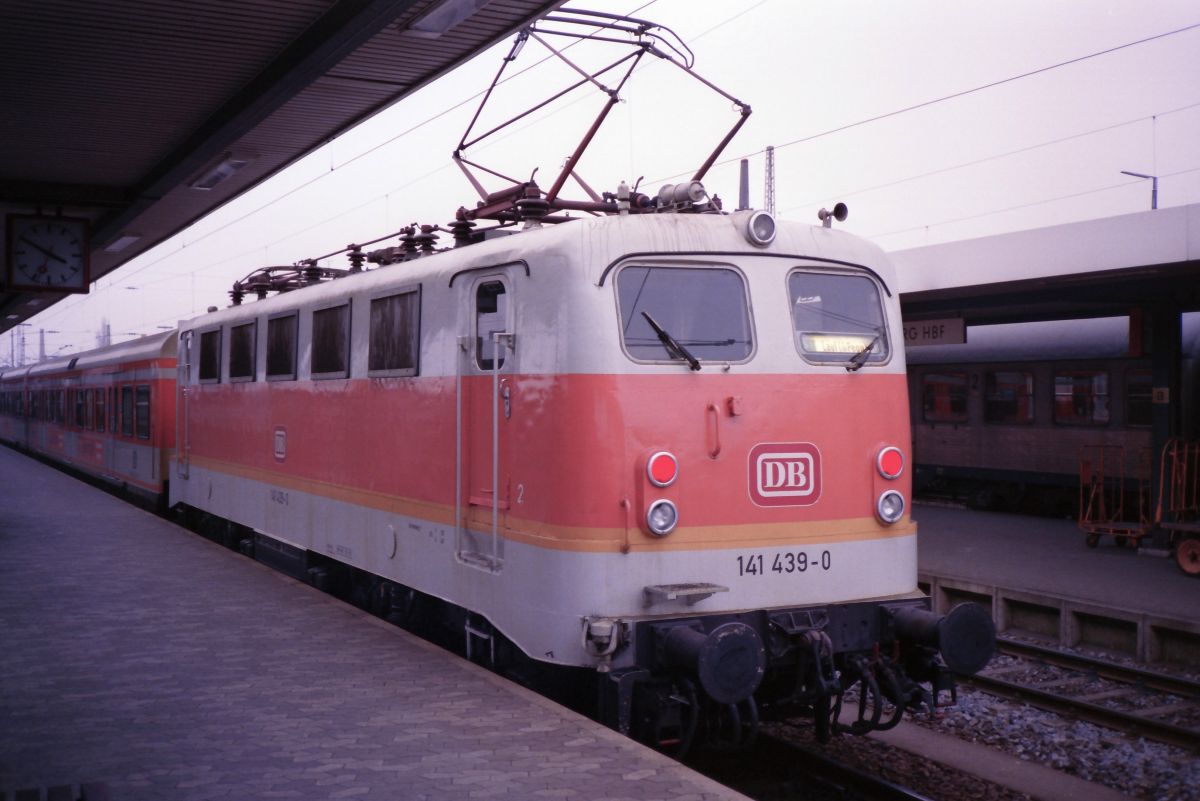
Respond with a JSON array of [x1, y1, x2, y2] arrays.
[[6, 215, 91, 292]]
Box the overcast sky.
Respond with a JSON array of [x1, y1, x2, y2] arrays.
[[17, 0, 1200, 358]]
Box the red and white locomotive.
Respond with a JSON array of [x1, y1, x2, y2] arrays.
[[1, 10, 994, 750]]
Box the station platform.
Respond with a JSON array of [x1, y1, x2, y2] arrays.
[[914, 503, 1200, 663], [0, 446, 747, 801]]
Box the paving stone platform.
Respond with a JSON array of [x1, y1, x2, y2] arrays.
[[0, 446, 747, 801]]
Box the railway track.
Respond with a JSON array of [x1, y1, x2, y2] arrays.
[[966, 637, 1200, 751], [691, 731, 937, 801]]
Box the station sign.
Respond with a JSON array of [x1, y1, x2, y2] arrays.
[[903, 317, 965, 347]]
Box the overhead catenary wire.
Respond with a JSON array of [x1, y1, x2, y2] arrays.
[[651, 20, 1200, 185]]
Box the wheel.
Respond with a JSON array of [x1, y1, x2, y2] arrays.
[[1176, 538, 1200, 577], [1085, 532, 1100, 548]]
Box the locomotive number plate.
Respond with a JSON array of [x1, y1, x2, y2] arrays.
[[736, 549, 832, 577]]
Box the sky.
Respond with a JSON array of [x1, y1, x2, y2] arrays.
[[13, 0, 1200, 361]]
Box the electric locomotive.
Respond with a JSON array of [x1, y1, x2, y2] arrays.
[[2, 9, 996, 751], [167, 196, 993, 749]]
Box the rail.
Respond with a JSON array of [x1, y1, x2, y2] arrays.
[[970, 638, 1200, 752]]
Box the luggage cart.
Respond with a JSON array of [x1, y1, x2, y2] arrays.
[[1079, 445, 1152, 549]]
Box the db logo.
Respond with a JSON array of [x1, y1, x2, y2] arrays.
[[748, 442, 822, 507]]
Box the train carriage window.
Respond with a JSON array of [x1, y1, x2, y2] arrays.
[[84, 389, 94, 430], [229, 322, 256, 381], [922, 373, 969, 423], [75, 389, 85, 427], [475, 281, 509, 370], [1125, 370, 1152, 427], [1054, 370, 1109, 425], [616, 265, 753, 365], [95, 389, 105, 433], [135, 386, 151, 439], [121, 386, 134, 437], [312, 304, 350, 379], [109, 387, 117, 432], [984, 371, 1034, 424], [198, 329, 221, 383], [789, 272, 888, 365], [369, 289, 421, 376], [266, 314, 298, 381]]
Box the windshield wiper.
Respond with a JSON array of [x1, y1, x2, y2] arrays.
[[641, 311, 701, 371], [845, 332, 881, 372]]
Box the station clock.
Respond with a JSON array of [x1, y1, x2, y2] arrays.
[[6, 214, 91, 293]]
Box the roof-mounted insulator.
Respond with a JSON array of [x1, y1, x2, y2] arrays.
[[399, 226, 420, 259], [417, 225, 439, 254], [449, 217, 477, 247], [229, 284, 245, 306], [516, 197, 550, 227], [347, 246, 365, 273], [300, 260, 322, 285]]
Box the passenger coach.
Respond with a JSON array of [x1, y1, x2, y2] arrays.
[[0, 331, 176, 505]]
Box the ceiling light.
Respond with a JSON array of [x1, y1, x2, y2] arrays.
[[104, 233, 142, 253], [406, 0, 493, 38], [189, 152, 255, 191]]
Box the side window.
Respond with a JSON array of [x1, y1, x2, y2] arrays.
[[75, 389, 85, 427], [267, 314, 298, 381], [85, 389, 94, 430], [312, 304, 350, 379], [229, 321, 257, 382], [922, 372, 969, 423], [475, 281, 508, 371], [984, 371, 1034, 424], [121, 386, 134, 437], [199, 329, 221, 383], [1054, 370, 1109, 425], [135, 386, 151, 439], [369, 289, 421, 376], [109, 387, 117, 432], [1125, 370, 1152, 427], [96, 389, 106, 433]]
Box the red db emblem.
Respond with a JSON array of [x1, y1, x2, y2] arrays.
[[749, 443, 822, 507]]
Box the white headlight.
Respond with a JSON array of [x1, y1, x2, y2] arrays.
[[646, 499, 679, 536], [877, 490, 905, 524], [746, 210, 776, 246]]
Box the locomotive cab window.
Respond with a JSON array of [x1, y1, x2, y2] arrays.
[[789, 271, 888, 365], [1054, 370, 1109, 425], [369, 288, 421, 376], [475, 281, 509, 371], [198, 329, 221, 383], [922, 372, 969, 423], [984, 371, 1034, 424], [616, 265, 753, 365], [312, 304, 350, 379], [266, 314, 298, 381], [229, 322, 256, 382]]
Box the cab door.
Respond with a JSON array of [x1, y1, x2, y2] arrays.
[[455, 272, 517, 571], [176, 330, 192, 480]]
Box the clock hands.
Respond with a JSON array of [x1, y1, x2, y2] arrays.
[[19, 235, 69, 265]]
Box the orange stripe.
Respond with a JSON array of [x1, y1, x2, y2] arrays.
[[188, 454, 915, 553]]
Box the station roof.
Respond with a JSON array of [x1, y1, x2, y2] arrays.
[[892, 202, 1200, 326], [0, 0, 559, 336]]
